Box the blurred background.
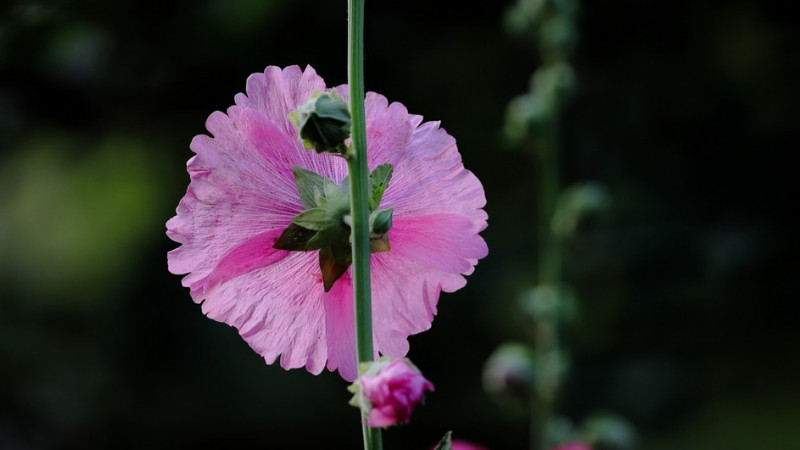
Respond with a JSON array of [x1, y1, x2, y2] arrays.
[[1, 0, 798, 448]]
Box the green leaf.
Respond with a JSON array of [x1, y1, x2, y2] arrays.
[[368, 164, 393, 210], [272, 224, 317, 251], [433, 431, 453, 450], [291, 208, 331, 231], [293, 166, 328, 208]]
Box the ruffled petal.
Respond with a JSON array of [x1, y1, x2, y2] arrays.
[[383, 120, 487, 223], [370, 251, 466, 359], [334, 87, 414, 170], [390, 214, 488, 275], [201, 252, 330, 377], [167, 107, 303, 288]]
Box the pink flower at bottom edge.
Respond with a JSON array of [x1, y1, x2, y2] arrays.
[[550, 442, 593, 450], [428, 438, 491, 450], [166, 65, 488, 381], [451, 440, 491, 450]]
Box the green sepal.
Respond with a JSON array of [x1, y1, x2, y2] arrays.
[[330, 234, 353, 266], [370, 234, 391, 253], [291, 208, 331, 231], [293, 165, 330, 208], [278, 163, 395, 291], [433, 431, 453, 450], [319, 247, 350, 292], [272, 223, 317, 251], [368, 164, 393, 210], [369, 208, 393, 235]]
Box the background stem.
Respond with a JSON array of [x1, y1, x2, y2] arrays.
[[530, 109, 562, 450]]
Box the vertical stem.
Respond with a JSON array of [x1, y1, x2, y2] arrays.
[[347, 1, 383, 449], [538, 115, 561, 286], [531, 113, 561, 450]]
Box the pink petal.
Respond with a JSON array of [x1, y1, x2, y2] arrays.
[[322, 271, 358, 381], [367, 407, 397, 428], [391, 214, 488, 275], [235, 65, 325, 138], [187, 229, 288, 300], [383, 120, 487, 222], [370, 251, 466, 358], [200, 252, 329, 376]]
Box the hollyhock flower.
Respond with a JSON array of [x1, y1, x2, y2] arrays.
[[166, 65, 487, 381], [550, 442, 592, 450], [350, 358, 433, 427]]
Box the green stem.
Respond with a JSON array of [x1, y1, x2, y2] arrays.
[[347, 1, 383, 449], [530, 109, 562, 450]]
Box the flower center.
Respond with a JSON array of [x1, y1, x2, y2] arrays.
[[273, 164, 394, 292]]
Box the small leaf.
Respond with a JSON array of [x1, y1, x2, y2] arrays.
[[273, 224, 317, 251], [293, 166, 328, 208], [339, 175, 350, 192], [368, 164, 393, 210], [319, 247, 350, 292], [291, 208, 331, 230], [434, 431, 453, 450]]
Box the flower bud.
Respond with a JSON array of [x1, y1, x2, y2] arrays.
[[551, 182, 611, 239], [482, 343, 535, 405], [581, 414, 636, 450], [519, 285, 577, 325], [291, 92, 351, 154], [349, 358, 434, 428], [370, 208, 393, 235]]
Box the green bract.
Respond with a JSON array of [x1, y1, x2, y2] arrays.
[[273, 164, 395, 291]]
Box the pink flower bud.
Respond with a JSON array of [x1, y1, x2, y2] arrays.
[[353, 358, 434, 427]]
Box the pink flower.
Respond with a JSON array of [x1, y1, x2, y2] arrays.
[[356, 358, 434, 427], [550, 442, 593, 450], [166, 65, 488, 381]]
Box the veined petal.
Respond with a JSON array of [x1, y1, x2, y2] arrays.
[[390, 214, 488, 275]]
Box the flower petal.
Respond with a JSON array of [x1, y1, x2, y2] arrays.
[[333, 87, 414, 170], [390, 214, 488, 275], [370, 251, 466, 358], [201, 252, 330, 376], [384, 120, 487, 222]]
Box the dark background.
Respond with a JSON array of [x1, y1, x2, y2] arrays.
[[1, 0, 798, 449]]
